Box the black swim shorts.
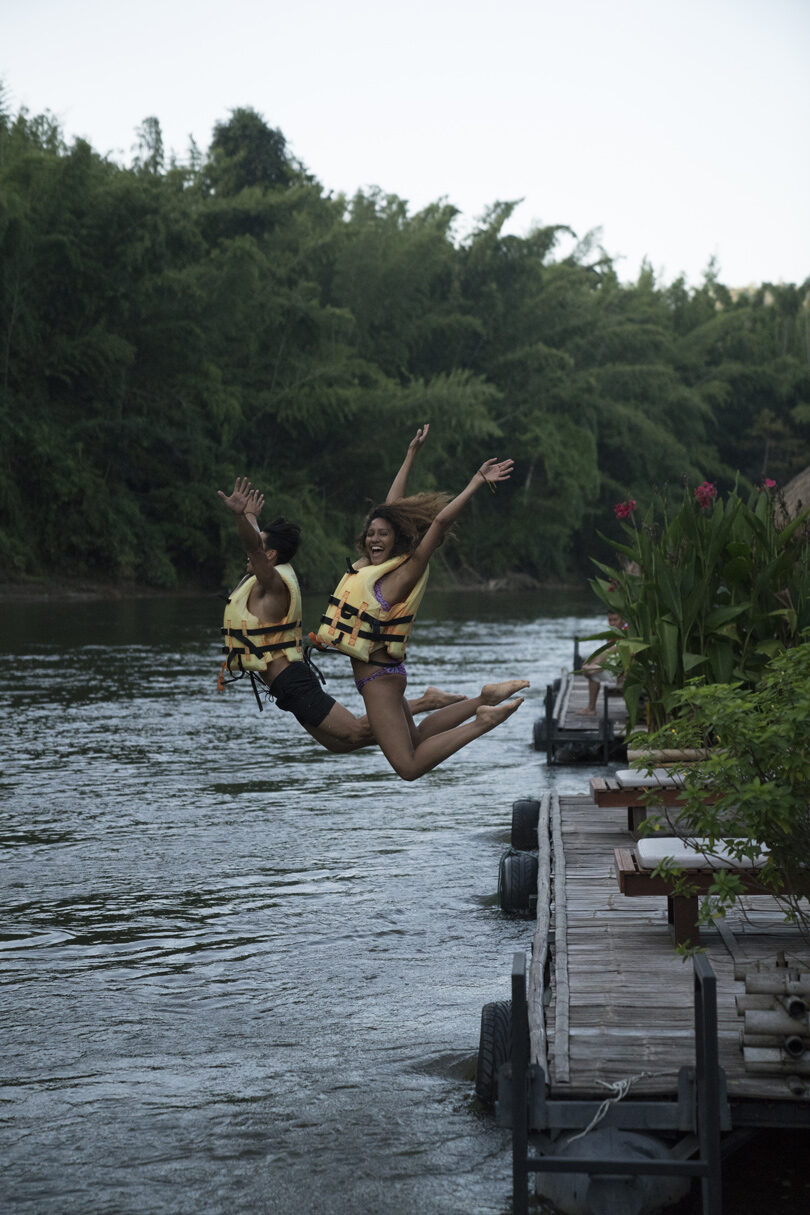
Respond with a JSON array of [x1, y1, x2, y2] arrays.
[[269, 662, 336, 728]]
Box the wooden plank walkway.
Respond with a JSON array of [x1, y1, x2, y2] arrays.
[[534, 792, 810, 1107], [538, 672, 628, 764], [560, 673, 627, 731]]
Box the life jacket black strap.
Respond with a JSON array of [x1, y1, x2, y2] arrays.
[[323, 597, 413, 628], [222, 625, 302, 660], [303, 645, 327, 685], [248, 671, 265, 712], [223, 641, 302, 664], [318, 616, 406, 646], [221, 620, 302, 637]]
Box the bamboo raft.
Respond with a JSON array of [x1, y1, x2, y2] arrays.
[[490, 791, 810, 1214], [530, 791, 810, 1107], [535, 671, 628, 764]]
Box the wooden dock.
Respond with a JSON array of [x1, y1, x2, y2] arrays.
[[530, 792, 810, 1110], [535, 672, 628, 764]]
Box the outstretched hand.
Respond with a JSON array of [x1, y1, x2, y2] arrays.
[[478, 457, 514, 486], [245, 488, 264, 519], [217, 476, 254, 515], [407, 424, 430, 455], [386, 424, 431, 503]]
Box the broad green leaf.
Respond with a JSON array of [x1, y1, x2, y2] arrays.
[[705, 604, 748, 631], [658, 617, 679, 682]]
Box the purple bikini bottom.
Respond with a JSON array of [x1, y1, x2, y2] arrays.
[[355, 662, 407, 693]]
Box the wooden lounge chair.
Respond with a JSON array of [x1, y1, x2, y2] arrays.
[[591, 767, 689, 832], [613, 837, 770, 946]]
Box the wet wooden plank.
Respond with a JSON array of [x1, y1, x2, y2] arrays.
[[558, 674, 628, 732], [535, 792, 809, 1107]]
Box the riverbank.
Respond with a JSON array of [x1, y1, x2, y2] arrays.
[[0, 578, 208, 602], [0, 571, 586, 602]]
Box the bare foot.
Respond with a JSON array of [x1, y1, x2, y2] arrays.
[[415, 686, 467, 712], [576, 707, 597, 716], [480, 679, 530, 706], [476, 698, 524, 730]]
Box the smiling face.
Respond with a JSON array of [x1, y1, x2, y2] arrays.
[[364, 517, 396, 565]]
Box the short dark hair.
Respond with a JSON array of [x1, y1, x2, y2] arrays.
[[261, 516, 301, 564]]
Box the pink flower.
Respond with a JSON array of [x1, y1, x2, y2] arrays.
[[759, 478, 777, 491], [614, 499, 636, 519], [694, 482, 718, 509]]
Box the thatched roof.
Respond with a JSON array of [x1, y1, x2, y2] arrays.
[[781, 466, 810, 518]]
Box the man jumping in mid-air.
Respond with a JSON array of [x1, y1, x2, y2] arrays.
[[217, 469, 526, 776], [217, 477, 469, 754]]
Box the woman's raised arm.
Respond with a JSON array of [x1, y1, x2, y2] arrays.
[[422, 457, 513, 548], [385, 424, 430, 503], [379, 456, 513, 604]]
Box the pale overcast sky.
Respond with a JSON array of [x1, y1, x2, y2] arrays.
[[3, 0, 808, 288]]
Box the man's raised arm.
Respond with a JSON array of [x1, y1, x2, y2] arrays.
[[217, 476, 264, 554]]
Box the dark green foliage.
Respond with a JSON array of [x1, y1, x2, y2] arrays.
[[639, 641, 810, 938], [1, 97, 808, 591], [206, 108, 294, 194], [593, 482, 810, 727]]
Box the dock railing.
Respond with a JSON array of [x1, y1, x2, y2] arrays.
[[502, 950, 727, 1215]]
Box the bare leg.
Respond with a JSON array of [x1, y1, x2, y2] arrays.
[[294, 680, 529, 759], [298, 688, 464, 754], [409, 687, 466, 713], [480, 679, 531, 705], [576, 676, 600, 715], [303, 700, 375, 753], [360, 674, 525, 781], [413, 678, 530, 742]]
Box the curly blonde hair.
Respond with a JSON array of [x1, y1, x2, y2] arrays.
[[355, 492, 453, 557]]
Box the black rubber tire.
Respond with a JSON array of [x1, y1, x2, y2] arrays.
[[532, 717, 547, 750], [475, 999, 512, 1105], [498, 850, 538, 917], [511, 798, 541, 850]]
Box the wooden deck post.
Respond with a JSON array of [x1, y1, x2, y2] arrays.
[[668, 893, 701, 947]]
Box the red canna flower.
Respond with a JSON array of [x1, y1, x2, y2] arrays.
[[694, 482, 718, 509], [614, 499, 636, 519]]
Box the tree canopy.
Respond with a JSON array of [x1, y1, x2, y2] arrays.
[[1, 100, 808, 591]]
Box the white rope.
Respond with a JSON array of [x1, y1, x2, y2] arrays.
[[564, 1071, 669, 1143]]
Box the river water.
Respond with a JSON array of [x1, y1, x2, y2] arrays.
[[2, 588, 609, 1215]]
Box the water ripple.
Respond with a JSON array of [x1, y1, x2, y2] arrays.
[[1, 592, 603, 1214]]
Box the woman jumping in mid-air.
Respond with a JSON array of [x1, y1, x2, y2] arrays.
[[315, 426, 529, 780]]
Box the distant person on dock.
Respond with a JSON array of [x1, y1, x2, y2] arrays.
[[216, 476, 511, 766], [313, 426, 529, 780], [576, 611, 626, 716]]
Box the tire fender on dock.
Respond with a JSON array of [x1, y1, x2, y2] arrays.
[[474, 1000, 511, 1105], [510, 798, 541, 850], [498, 849, 538, 917], [533, 1126, 690, 1215]]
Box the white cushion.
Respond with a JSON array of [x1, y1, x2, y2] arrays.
[[636, 837, 768, 870], [616, 768, 683, 788]]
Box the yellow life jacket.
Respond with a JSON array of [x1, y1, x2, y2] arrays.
[[315, 555, 428, 663], [220, 565, 303, 674]]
